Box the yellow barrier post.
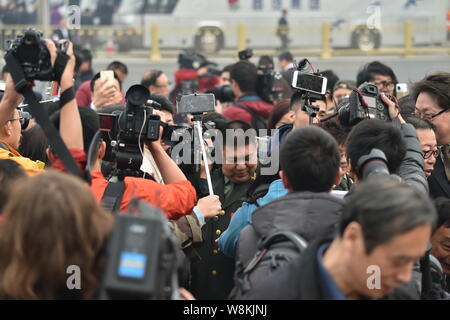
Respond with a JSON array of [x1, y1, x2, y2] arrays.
[[321, 22, 332, 59], [150, 23, 162, 61], [403, 20, 414, 58], [237, 22, 246, 52]]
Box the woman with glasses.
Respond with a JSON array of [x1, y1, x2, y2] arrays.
[[407, 117, 439, 178]]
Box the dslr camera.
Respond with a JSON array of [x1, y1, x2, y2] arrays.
[[98, 85, 161, 178], [338, 82, 391, 126], [6, 28, 68, 81]]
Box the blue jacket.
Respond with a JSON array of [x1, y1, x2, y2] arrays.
[[218, 179, 288, 257]]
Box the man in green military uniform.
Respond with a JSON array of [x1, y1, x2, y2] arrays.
[[187, 121, 258, 299]]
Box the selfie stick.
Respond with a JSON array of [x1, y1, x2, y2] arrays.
[[194, 120, 214, 196]]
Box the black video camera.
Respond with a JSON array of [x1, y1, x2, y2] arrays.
[[98, 199, 184, 300], [98, 85, 161, 178], [6, 28, 68, 81], [238, 48, 284, 103], [211, 84, 235, 103], [338, 82, 391, 126]]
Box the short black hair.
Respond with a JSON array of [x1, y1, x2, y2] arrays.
[[398, 94, 416, 119], [221, 120, 254, 147], [340, 177, 436, 254], [230, 61, 258, 94], [202, 112, 229, 133], [107, 61, 128, 75], [278, 51, 293, 62], [149, 93, 174, 114], [258, 55, 274, 68], [141, 70, 164, 88], [222, 64, 234, 73], [321, 70, 339, 94], [280, 125, 340, 192], [90, 71, 122, 92], [406, 116, 435, 131], [433, 197, 450, 229], [289, 90, 305, 109], [346, 119, 406, 179], [50, 107, 100, 153], [318, 118, 351, 147], [0, 159, 26, 212], [18, 125, 49, 166], [411, 72, 450, 112], [356, 61, 398, 87]]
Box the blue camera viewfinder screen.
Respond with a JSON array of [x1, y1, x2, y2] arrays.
[[118, 252, 147, 279], [118, 223, 148, 279]]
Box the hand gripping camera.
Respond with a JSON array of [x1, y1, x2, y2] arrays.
[[6, 28, 69, 81], [338, 82, 392, 126]]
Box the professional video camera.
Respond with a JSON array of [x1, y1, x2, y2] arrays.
[[98, 199, 185, 300], [98, 85, 162, 179], [338, 82, 391, 126], [6, 28, 69, 81], [238, 48, 284, 103]]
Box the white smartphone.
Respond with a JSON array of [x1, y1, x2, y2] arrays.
[[396, 83, 408, 98], [100, 70, 114, 82], [291, 71, 328, 95]]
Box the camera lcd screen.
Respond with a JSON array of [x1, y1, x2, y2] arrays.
[[363, 96, 377, 108], [292, 72, 326, 95], [99, 114, 116, 132]]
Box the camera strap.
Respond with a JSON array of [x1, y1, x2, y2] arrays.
[[101, 181, 126, 213], [5, 53, 85, 180]]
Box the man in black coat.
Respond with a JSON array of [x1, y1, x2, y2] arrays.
[[242, 178, 437, 300], [412, 72, 450, 198]]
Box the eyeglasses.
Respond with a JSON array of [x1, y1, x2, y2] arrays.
[[413, 109, 449, 121], [5, 110, 30, 130], [372, 81, 395, 90], [422, 148, 441, 159]]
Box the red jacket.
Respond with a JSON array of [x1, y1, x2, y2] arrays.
[[90, 171, 197, 220], [222, 96, 273, 125], [174, 69, 220, 93]]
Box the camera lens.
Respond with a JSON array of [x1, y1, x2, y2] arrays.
[[125, 85, 150, 107]]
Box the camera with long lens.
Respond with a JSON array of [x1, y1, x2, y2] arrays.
[[238, 48, 284, 103], [211, 84, 235, 103], [6, 28, 68, 81], [98, 85, 161, 179], [338, 82, 391, 126]]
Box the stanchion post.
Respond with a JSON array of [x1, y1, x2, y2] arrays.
[[150, 23, 162, 61], [321, 22, 332, 59], [237, 22, 246, 52]]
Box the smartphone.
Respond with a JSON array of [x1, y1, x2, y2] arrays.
[[396, 83, 408, 99], [100, 70, 115, 82], [177, 93, 216, 114], [291, 71, 328, 95]]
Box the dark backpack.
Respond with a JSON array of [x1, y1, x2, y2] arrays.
[[229, 230, 307, 299], [234, 104, 268, 134]]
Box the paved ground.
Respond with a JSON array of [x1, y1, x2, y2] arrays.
[[91, 53, 450, 93]]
